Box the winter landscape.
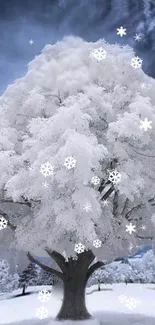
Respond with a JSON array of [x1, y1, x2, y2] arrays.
[[1, 1, 155, 325]]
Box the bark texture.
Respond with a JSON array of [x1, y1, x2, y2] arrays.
[[27, 249, 104, 320]]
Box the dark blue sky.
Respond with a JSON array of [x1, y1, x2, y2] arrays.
[[0, 0, 154, 95]]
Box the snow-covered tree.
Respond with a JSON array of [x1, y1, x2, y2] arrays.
[[18, 262, 39, 295], [0, 36, 155, 320], [0, 259, 19, 294]]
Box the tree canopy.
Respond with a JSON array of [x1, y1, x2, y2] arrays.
[[0, 36, 155, 262]]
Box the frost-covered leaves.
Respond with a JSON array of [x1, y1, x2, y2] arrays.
[[0, 36, 155, 257]]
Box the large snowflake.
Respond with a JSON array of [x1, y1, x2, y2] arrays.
[[36, 307, 48, 319], [40, 162, 54, 177], [140, 118, 152, 132], [125, 298, 140, 310], [93, 239, 102, 248], [38, 289, 51, 303], [108, 169, 121, 184], [74, 243, 85, 254], [116, 26, 127, 37], [64, 156, 76, 170], [89, 47, 107, 61], [130, 56, 143, 69], [0, 216, 8, 230], [91, 176, 100, 185], [126, 223, 136, 235]]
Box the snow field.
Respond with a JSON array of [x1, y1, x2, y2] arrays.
[[0, 284, 155, 325]]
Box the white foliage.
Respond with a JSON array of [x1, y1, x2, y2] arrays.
[[0, 36, 155, 259]]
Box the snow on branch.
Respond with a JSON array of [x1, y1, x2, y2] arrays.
[[27, 252, 64, 280]]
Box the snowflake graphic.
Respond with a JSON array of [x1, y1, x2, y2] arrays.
[[102, 199, 109, 206], [128, 242, 134, 252], [29, 39, 34, 45], [64, 156, 76, 170], [93, 239, 102, 248], [42, 181, 49, 189], [89, 47, 107, 61], [140, 82, 152, 90], [108, 169, 121, 184], [118, 295, 128, 304], [125, 298, 140, 310], [134, 34, 141, 41], [38, 289, 51, 303], [91, 176, 100, 185], [74, 243, 85, 254], [140, 225, 147, 231], [126, 223, 136, 235], [40, 162, 54, 177], [140, 118, 152, 132], [0, 217, 8, 230], [83, 202, 92, 212], [130, 56, 143, 69], [116, 26, 127, 37], [36, 306, 48, 319]]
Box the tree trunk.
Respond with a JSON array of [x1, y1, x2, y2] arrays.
[[27, 248, 104, 321], [22, 284, 26, 295], [57, 276, 91, 320], [56, 250, 104, 320]]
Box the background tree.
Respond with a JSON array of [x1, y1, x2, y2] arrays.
[[0, 259, 19, 294], [0, 36, 155, 320], [18, 262, 39, 295]]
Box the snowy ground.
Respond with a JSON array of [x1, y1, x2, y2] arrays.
[[0, 283, 155, 325]]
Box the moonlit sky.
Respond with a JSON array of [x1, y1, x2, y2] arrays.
[[0, 0, 154, 95]]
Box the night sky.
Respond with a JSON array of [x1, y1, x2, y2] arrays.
[[0, 0, 154, 95]]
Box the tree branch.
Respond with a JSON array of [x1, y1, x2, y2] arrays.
[[113, 190, 119, 217], [0, 199, 32, 207], [27, 252, 64, 280], [0, 209, 16, 231], [121, 198, 130, 217], [100, 185, 115, 201], [136, 235, 153, 240], [86, 261, 105, 279], [45, 248, 67, 273], [124, 204, 145, 220]]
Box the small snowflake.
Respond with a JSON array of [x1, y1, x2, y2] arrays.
[[93, 239, 102, 248], [140, 82, 152, 90], [36, 306, 48, 319], [64, 156, 76, 170], [0, 217, 8, 230], [29, 39, 34, 45], [125, 298, 140, 310], [28, 166, 35, 172], [140, 118, 152, 132], [40, 162, 54, 177], [83, 202, 92, 212], [130, 56, 143, 69], [74, 243, 85, 254], [102, 199, 109, 206], [134, 34, 141, 41], [38, 289, 51, 303], [118, 295, 128, 303], [116, 26, 127, 37], [128, 242, 134, 252], [89, 47, 107, 61], [126, 223, 136, 235], [140, 225, 147, 231], [91, 176, 100, 185], [42, 181, 49, 189], [108, 169, 121, 185]]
